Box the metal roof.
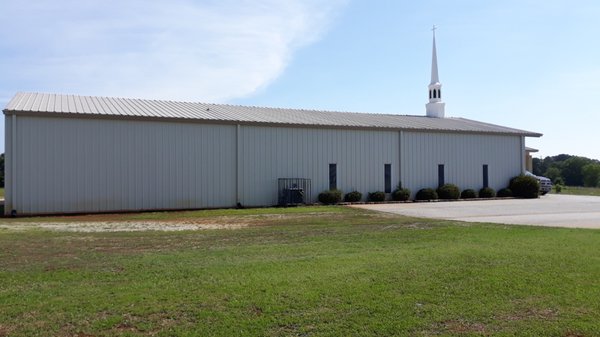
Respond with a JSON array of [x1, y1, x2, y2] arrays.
[[3, 92, 542, 137]]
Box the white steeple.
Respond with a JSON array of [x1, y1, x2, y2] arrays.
[[426, 25, 445, 118]]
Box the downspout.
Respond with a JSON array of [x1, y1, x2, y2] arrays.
[[399, 130, 403, 187], [236, 124, 241, 207], [11, 114, 17, 215], [520, 136, 525, 174]]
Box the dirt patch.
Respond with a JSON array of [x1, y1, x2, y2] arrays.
[[0, 210, 360, 232], [422, 308, 559, 336], [444, 320, 487, 334], [562, 332, 586, 337], [0, 325, 14, 337], [423, 319, 489, 336], [0, 212, 347, 232], [0, 221, 249, 232], [497, 307, 559, 322], [248, 304, 263, 316]]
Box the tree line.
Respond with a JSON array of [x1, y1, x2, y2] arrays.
[[532, 154, 600, 187]]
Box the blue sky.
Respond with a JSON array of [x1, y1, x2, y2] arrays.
[[1, 1, 599, 160]]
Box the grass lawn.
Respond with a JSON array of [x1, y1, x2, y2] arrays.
[[554, 185, 600, 196], [1, 207, 599, 336]]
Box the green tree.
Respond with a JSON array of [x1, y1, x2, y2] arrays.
[[554, 177, 565, 186], [543, 167, 562, 183], [582, 163, 600, 187], [534, 155, 571, 176], [554, 154, 573, 162], [562, 156, 593, 186], [532, 157, 544, 176]]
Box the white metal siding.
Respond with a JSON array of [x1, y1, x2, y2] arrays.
[[239, 126, 400, 206], [400, 131, 522, 195], [5, 115, 527, 215], [9, 116, 236, 215]]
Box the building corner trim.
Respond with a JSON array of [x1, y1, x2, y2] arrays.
[[11, 114, 17, 214], [236, 124, 241, 205], [520, 136, 525, 174]]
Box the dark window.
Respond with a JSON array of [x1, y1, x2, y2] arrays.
[[429, 90, 432, 99], [438, 89, 441, 98], [483, 165, 489, 188], [329, 164, 337, 190], [438, 164, 445, 187], [384, 164, 392, 193], [433, 90, 437, 99]]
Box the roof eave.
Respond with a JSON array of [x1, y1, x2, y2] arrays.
[[4, 109, 543, 137]]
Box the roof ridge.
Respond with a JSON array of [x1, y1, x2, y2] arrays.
[[3, 92, 542, 137]]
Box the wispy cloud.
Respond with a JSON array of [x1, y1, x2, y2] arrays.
[[0, 0, 347, 102]]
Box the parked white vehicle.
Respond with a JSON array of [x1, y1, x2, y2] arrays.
[[525, 171, 553, 195]]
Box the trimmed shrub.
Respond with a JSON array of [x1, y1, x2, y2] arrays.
[[479, 187, 496, 198], [392, 188, 411, 201], [392, 183, 411, 201], [437, 184, 460, 200], [344, 191, 362, 202], [368, 191, 386, 202], [318, 189, 342, 204], [509, 175, 540, 198], [460, 189, 477, 199], [555, 184, 563, 193], [415, 188, 438, 201], [497, 188, 513, 198]]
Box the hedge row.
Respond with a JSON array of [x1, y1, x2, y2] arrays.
[[317, 181, 520, 204], [412, 185, 499, 201], [318, 190, 389, 203], [317, 174, 541, 205]]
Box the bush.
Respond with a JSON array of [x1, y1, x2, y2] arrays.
[[497, 188, 513, 198], [392, 188, 411, 201], [344, 191, 362, 202], [318, 189, 342, 204], [555, 184, 563, 193], [437, 184, 460, 200], [460, 189, 477, 199], [368, 191, 386, 202], [479, 187, 496, 198], [392, 183, 411, 201], [415, 188, 438, 201], [509, 175, 540, 198]]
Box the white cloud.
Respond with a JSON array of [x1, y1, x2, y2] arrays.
[[0, 0, 347, 102]]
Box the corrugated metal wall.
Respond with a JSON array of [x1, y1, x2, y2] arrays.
[[400, 131, 522, 195], [4, 115, 525, 215], [6, 116, 237, 214], [239, 126, 400, 206]]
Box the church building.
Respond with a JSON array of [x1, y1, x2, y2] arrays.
[[3, 31, 541, 215]]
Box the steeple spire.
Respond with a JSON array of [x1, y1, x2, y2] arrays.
[[430, 26, 439, 84], [426, 25, 445, 118]]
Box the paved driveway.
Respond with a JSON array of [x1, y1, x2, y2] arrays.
[[352, 194, 600, 228]]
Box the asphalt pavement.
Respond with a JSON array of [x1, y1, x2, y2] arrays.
[[352, 194, 600, 228]]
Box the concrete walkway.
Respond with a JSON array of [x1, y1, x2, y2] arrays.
[[352, 194, 600, 229]]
